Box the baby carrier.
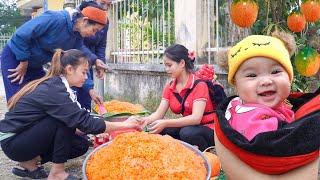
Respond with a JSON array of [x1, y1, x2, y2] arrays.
[[215, 88, 320, 174]]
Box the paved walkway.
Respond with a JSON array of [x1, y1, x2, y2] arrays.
[[0, 74, 6, 118], [0, 76, 20, 179], [0, 76, 17, 179]]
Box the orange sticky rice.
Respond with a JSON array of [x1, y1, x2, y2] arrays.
[[86, 132, 207, 179], [94, 100, 145, 114]]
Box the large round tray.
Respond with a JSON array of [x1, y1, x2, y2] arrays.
[[82, 140, 211, 180]]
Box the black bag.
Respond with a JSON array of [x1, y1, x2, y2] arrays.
[[172, 79, 227, 115]]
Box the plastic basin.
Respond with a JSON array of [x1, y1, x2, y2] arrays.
[[82, 140, 211, 180]]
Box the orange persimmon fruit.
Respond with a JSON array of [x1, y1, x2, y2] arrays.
[[230, 0, 259, 28], [301, 0, 320, 22], [287, 12, 306, 32]]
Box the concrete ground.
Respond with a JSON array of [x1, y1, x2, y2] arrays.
[[0, 76, 90, 179]]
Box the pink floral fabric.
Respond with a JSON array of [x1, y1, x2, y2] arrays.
[[225, 97, 294, 141]]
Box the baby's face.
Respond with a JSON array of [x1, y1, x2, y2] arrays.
[[234, 57, 291, 108]]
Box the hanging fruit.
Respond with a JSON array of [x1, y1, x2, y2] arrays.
[[301, 0, 320, 22], [287, 12, 306, 32], [230, 0, 259, 28], [294, 46, 320, 77]]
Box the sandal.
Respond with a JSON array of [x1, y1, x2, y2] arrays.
[[65, 174, 81, 180], [12, 166, 48, 179]]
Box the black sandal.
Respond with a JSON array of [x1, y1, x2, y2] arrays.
[[12, 166, 48, 179]]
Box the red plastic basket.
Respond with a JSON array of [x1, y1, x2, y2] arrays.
[[93, 134, 110, 148]]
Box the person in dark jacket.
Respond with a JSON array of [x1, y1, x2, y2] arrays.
[[1, 6, 109, 102], [0, 49, 144, 180], [71, 0, 113, 110]]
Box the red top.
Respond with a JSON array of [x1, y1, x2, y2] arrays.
[[162, 74, 215, 129], [295, 94, 320, 120]]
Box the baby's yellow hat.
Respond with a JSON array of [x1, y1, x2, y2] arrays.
[[227, 35, 293, 85]]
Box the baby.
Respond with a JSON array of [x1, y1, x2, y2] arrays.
[[225, 32, 296, 141], [214, 31, 319, 177]]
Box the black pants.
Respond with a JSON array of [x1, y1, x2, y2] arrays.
[[160, 125, 214, 151], [1, 117, 89, 164]]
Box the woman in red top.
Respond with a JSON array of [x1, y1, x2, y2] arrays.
[[142, 44, 215, 151]]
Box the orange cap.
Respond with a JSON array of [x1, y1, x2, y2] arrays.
[[81, 6, 108, 25]]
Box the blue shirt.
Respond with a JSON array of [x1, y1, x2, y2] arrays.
[[8, 10, 97, 68], [82, 24, 109, 92], [84, 24, 109, 63]]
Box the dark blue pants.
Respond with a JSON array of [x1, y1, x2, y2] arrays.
[[160, 125, 214, 151], [1, 117, 89, 164], [72, 68, 94, 110], [1, 45, 45, 101], [73, 86, 92, 110]]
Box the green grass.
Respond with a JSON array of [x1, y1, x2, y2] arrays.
[[142, 92, 161, 112], [104, 93, 134, 103], [103, 93, 113, 101], [142, 92, 181, 119], [102, 92, 181, 119]]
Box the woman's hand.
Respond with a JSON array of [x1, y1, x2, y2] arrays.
[[95, 59, 109, 79], [123, 116, 145, 131], [89, 89, 104, 105], [8, 61, 28, 84], [96, 132, 109, 139], [138, 116, 150, 129], [75, 129, 85, 135], [148, 120, 167, 134]]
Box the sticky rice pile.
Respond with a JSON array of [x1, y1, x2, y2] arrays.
[[86, 132, 207, 179], [94, 100, 145, 114]]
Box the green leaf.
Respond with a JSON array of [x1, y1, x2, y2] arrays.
[[103, 112, 133, 119], [101, 109, 151, 120], [215, 169, 226, 180]]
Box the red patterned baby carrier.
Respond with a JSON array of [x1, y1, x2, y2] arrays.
[[215, 88, 320, 174]]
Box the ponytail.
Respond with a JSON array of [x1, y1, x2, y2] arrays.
[[164, 44, 195, 72], [8, 49, 88, 110]]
